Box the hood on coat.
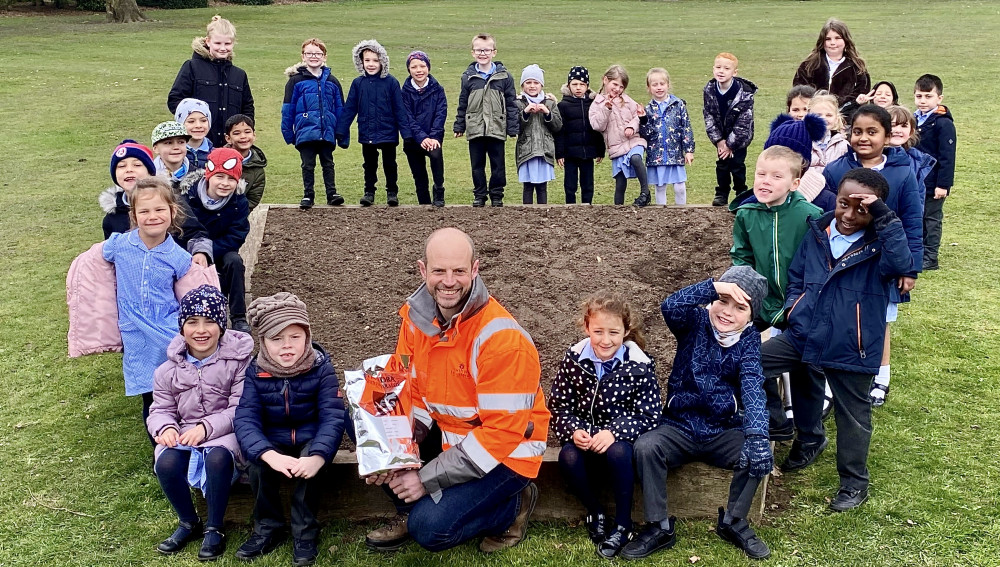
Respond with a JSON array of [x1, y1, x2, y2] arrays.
[[560, 84, 596, 99], [179, 168, 247, 196], [98, 186, 123, 214], [569, 339, 651, 365], [166, 328, 255, 363], [284, 62, 329, 78], [352, 39, 389, 78], [191, 37, 233, 62]]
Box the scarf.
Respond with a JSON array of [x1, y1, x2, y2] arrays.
[[197, 179, 232, 211], [522, 91, 545, 104], [709, 308, 751, 348], [256, 345, 317, 378]]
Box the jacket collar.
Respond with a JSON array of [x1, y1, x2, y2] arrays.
[[570, 338, 651, 366], [405, 275, 491, 337]]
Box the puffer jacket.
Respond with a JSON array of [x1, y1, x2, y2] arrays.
[[798, 132, 849, 201], [178, 171, 250, 262], [167, 38, 254, 147], [821, 146, 923, 296], [793, 57, 871, 108], [66, 241, 220, 358], [234, 343, 347, 463], [703, 77, 757, 151], [915, 105, 956, 194], [515, 94, 562, 168], [659, 279, 768, 442], [225, 144, 267, 211], [640, 95, 695, 166], [548, 339, 661, 445], [554, 85, 605, 161], [905, 146, 936, 204], [589, 93, 647, 159], [731, 191, 823, 327], [784, 209, 913, 374], [98, 186, 213, 261], [281, 64, 345, 148], [401, 75, 447, 143], [147, 331, 254, 464], [453, 61, 519, 140], [335, 40, 410, 145]]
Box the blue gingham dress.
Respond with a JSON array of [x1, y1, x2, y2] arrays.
[[103, 230, 191, 396]]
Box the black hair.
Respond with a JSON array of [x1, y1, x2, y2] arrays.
[[786, 84, 816, 108], [871, 80, 899, 104], [850, 104, 892, 136], [915, 74, 943, 95], [224, 114, 255, 134], [839, 167, 889, 201]]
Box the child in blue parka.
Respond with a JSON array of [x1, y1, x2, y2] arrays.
[[282, 38, 347, 209]]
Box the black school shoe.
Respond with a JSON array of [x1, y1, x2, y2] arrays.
[[157, 519, 204, 555], [780, 438, 828, 472], [197, 528, 226, 561], [235, 530, 287, 561], [360, 193, 375, 206], [292, 538, 318, 566], [490, 199, 503, 207], [299, 197, 313, 210], [619, 518, 675, 560], [472, 197, 487, 207], [386, 194, 399, 207], [829, 486, 869, 512], [326, 194, 345, 206], [584, 513, 608, 544], [716, 508, 770, 559], [597, 524, 632, 559]]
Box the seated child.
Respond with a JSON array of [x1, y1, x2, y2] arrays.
[[234, 292, 347, 566], [548, 292, 660, 558], [152, 121, 192, 186], [622, 266, 773, 561], [147, 285, 253, 560], [515, 64, 562, 204], [785, 84, 816, 121], [179, 148, 251, 332], [761, 168, 913, 511], [224, 114, 268, 211], [100, 140, 157, 238], [555, 66, 605, 204], [175, 98, 214, 169]]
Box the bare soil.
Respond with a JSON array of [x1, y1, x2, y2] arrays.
[[253, 205, 734, 420]]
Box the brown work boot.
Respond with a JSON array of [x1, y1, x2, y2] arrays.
[[479, 483, 539, 553], [365, 513, 409, 552]]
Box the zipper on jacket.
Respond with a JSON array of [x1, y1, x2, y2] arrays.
[[787, 293, 806, 320], [588, 372, 599, 434], [772, 210, 781, 290], [856, 303, 866, 359], [282, 379, 296, 445]]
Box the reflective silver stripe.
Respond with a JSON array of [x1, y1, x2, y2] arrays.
[[425, 402, 478, 419], [509, 440, 547, 459], [459, 432, 500, 473], [441, 430, 467, 447], [412, 405, 433, 428], [469, 318, 534, 382], [478, 393, 536, 412]]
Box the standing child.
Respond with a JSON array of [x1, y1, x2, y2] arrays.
[[589, 65, 650, 206], [704, 53, 757, 207], [103, 177, 193, 439], [913, 74, 956, 271], [336, 39, 410, 207], [453, 33, 520, 207], [148, 285, 253, 561], [234, 292, 347, 566], [225, 114, 268, 212], [622, 267, 773, 561], [797, 92, 850, 203], [515, 64, 563, 204], [640, 67, 695, 205], [174, 98, 214, 169], [555, 66, 605, 204], [179, 148, 251, 333], [761, 168, 913, 511], [887, 105, 936, 194], [168, 15, 254, 148], [401, 50, 448, 207], [152, 122, 192, 186], [100, 140, 157, 238], [549, 292, 661, 558], [282, 38, 346, 209], [786, 85, 816, 120]]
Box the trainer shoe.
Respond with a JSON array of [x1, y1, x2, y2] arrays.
[[365, 513, 409, 552], [829, 486, 869, 512], [299, 197, 313, 210], [716, 507, 770, 559], [235, 530, 286, 561], [780, 438, 828, 472], [479, 482, 538, 553], [360, 192, 375, 206], [326, 194, 345, 206], [597, 524, 632, 558], [620, 518, 675, 560], [292, 538, 318, 566]]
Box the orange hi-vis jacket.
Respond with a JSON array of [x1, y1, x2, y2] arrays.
[[397, 277, 550, 499]]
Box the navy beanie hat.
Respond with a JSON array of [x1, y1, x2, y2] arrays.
[[567, 66, 589, 85], [764, 113, 827, 164], [109, 140, 156, 187], [178, 285, 229, 333]]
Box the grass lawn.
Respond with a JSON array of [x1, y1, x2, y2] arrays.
[[1, 0, 999, 565]]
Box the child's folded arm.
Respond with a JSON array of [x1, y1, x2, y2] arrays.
[[661, 278, 717, 335]]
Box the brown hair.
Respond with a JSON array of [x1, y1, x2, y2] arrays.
[[786, 84, 816, 109], [758, 146, 805, 179], [301, 38, 327, 55], [808, 91, 845, 132], [127, 177, 184, 237], [579, 291, 646, 350], [802, 18, 867, 77], [886, 105, 920, 149], [601, 64, 630, 90]]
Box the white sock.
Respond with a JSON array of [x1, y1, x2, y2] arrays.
[[655, 184, 668, 205], [871, 365, 890, 399], [673, 182, 687, 205]]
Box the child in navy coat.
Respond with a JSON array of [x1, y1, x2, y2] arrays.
[[400, 50, 448, 207]]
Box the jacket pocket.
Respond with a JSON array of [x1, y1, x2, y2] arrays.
[[855, 303, 866, 359], [195, 79, 218, 103], [786, 293, 806, 320]]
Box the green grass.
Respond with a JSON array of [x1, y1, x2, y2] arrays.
[[1, 1, 999, 565]]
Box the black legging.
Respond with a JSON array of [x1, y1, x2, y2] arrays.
[[522, 182, 548, 204], [558, 441, 635, 529], [613, 153, 649, 205], [155, 447, 235, 529]]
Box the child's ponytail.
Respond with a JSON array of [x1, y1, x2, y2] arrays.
[[579, 291, 647, 351]]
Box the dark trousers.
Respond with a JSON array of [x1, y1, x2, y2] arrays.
[[558, 442, 635, 528], [141, 392, 155, 446], [760, 333, 874, 491], [468, 137, 507, 201], [715, 146, 748, 196], [156, 447, 235, 529], [297, 140, 337, 200], [407, 464, 530, 552], [563, 157, 595, 204], [217, 251, 246, 319], [613, 153, 649, 205], [361, 142, 399, 196], [923, 195, 945, 266], [248, 442, 326, 541], [522, 182, 548, 204], [402, 139, 445, 205], [634, 425, 760, 522]]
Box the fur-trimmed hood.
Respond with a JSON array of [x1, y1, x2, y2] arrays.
[[191, 37, 233, 61], [284, 61, 325, 77], [352, 39, 389, 78], [98, 186, 124, 214], [179, 169, 247, 196], [560, 83, 596, 99]]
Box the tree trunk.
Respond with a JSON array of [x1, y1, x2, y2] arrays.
[[106, 0, 144, 23]]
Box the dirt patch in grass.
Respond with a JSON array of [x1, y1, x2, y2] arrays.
[[253, 205, 733, 412]]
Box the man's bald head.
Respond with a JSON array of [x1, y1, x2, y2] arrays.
[[423, 227, 476, 265], [418, 228, 480, 319]]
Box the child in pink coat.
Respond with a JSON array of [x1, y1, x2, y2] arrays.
[[589, 65, 650, 206]]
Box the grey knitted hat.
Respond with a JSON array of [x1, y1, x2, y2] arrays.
[[719, 266, 767, 319]]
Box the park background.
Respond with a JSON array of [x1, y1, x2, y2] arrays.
[[1, 0, 998, 565]]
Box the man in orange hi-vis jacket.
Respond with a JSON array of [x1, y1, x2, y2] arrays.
[[364, 227, 550, 554]]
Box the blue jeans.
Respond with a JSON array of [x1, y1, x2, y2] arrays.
[[407, 464, 530, 551]]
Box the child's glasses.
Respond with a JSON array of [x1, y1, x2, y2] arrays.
[[472, 48, 494, 55], [303, 52, 326, 58]]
